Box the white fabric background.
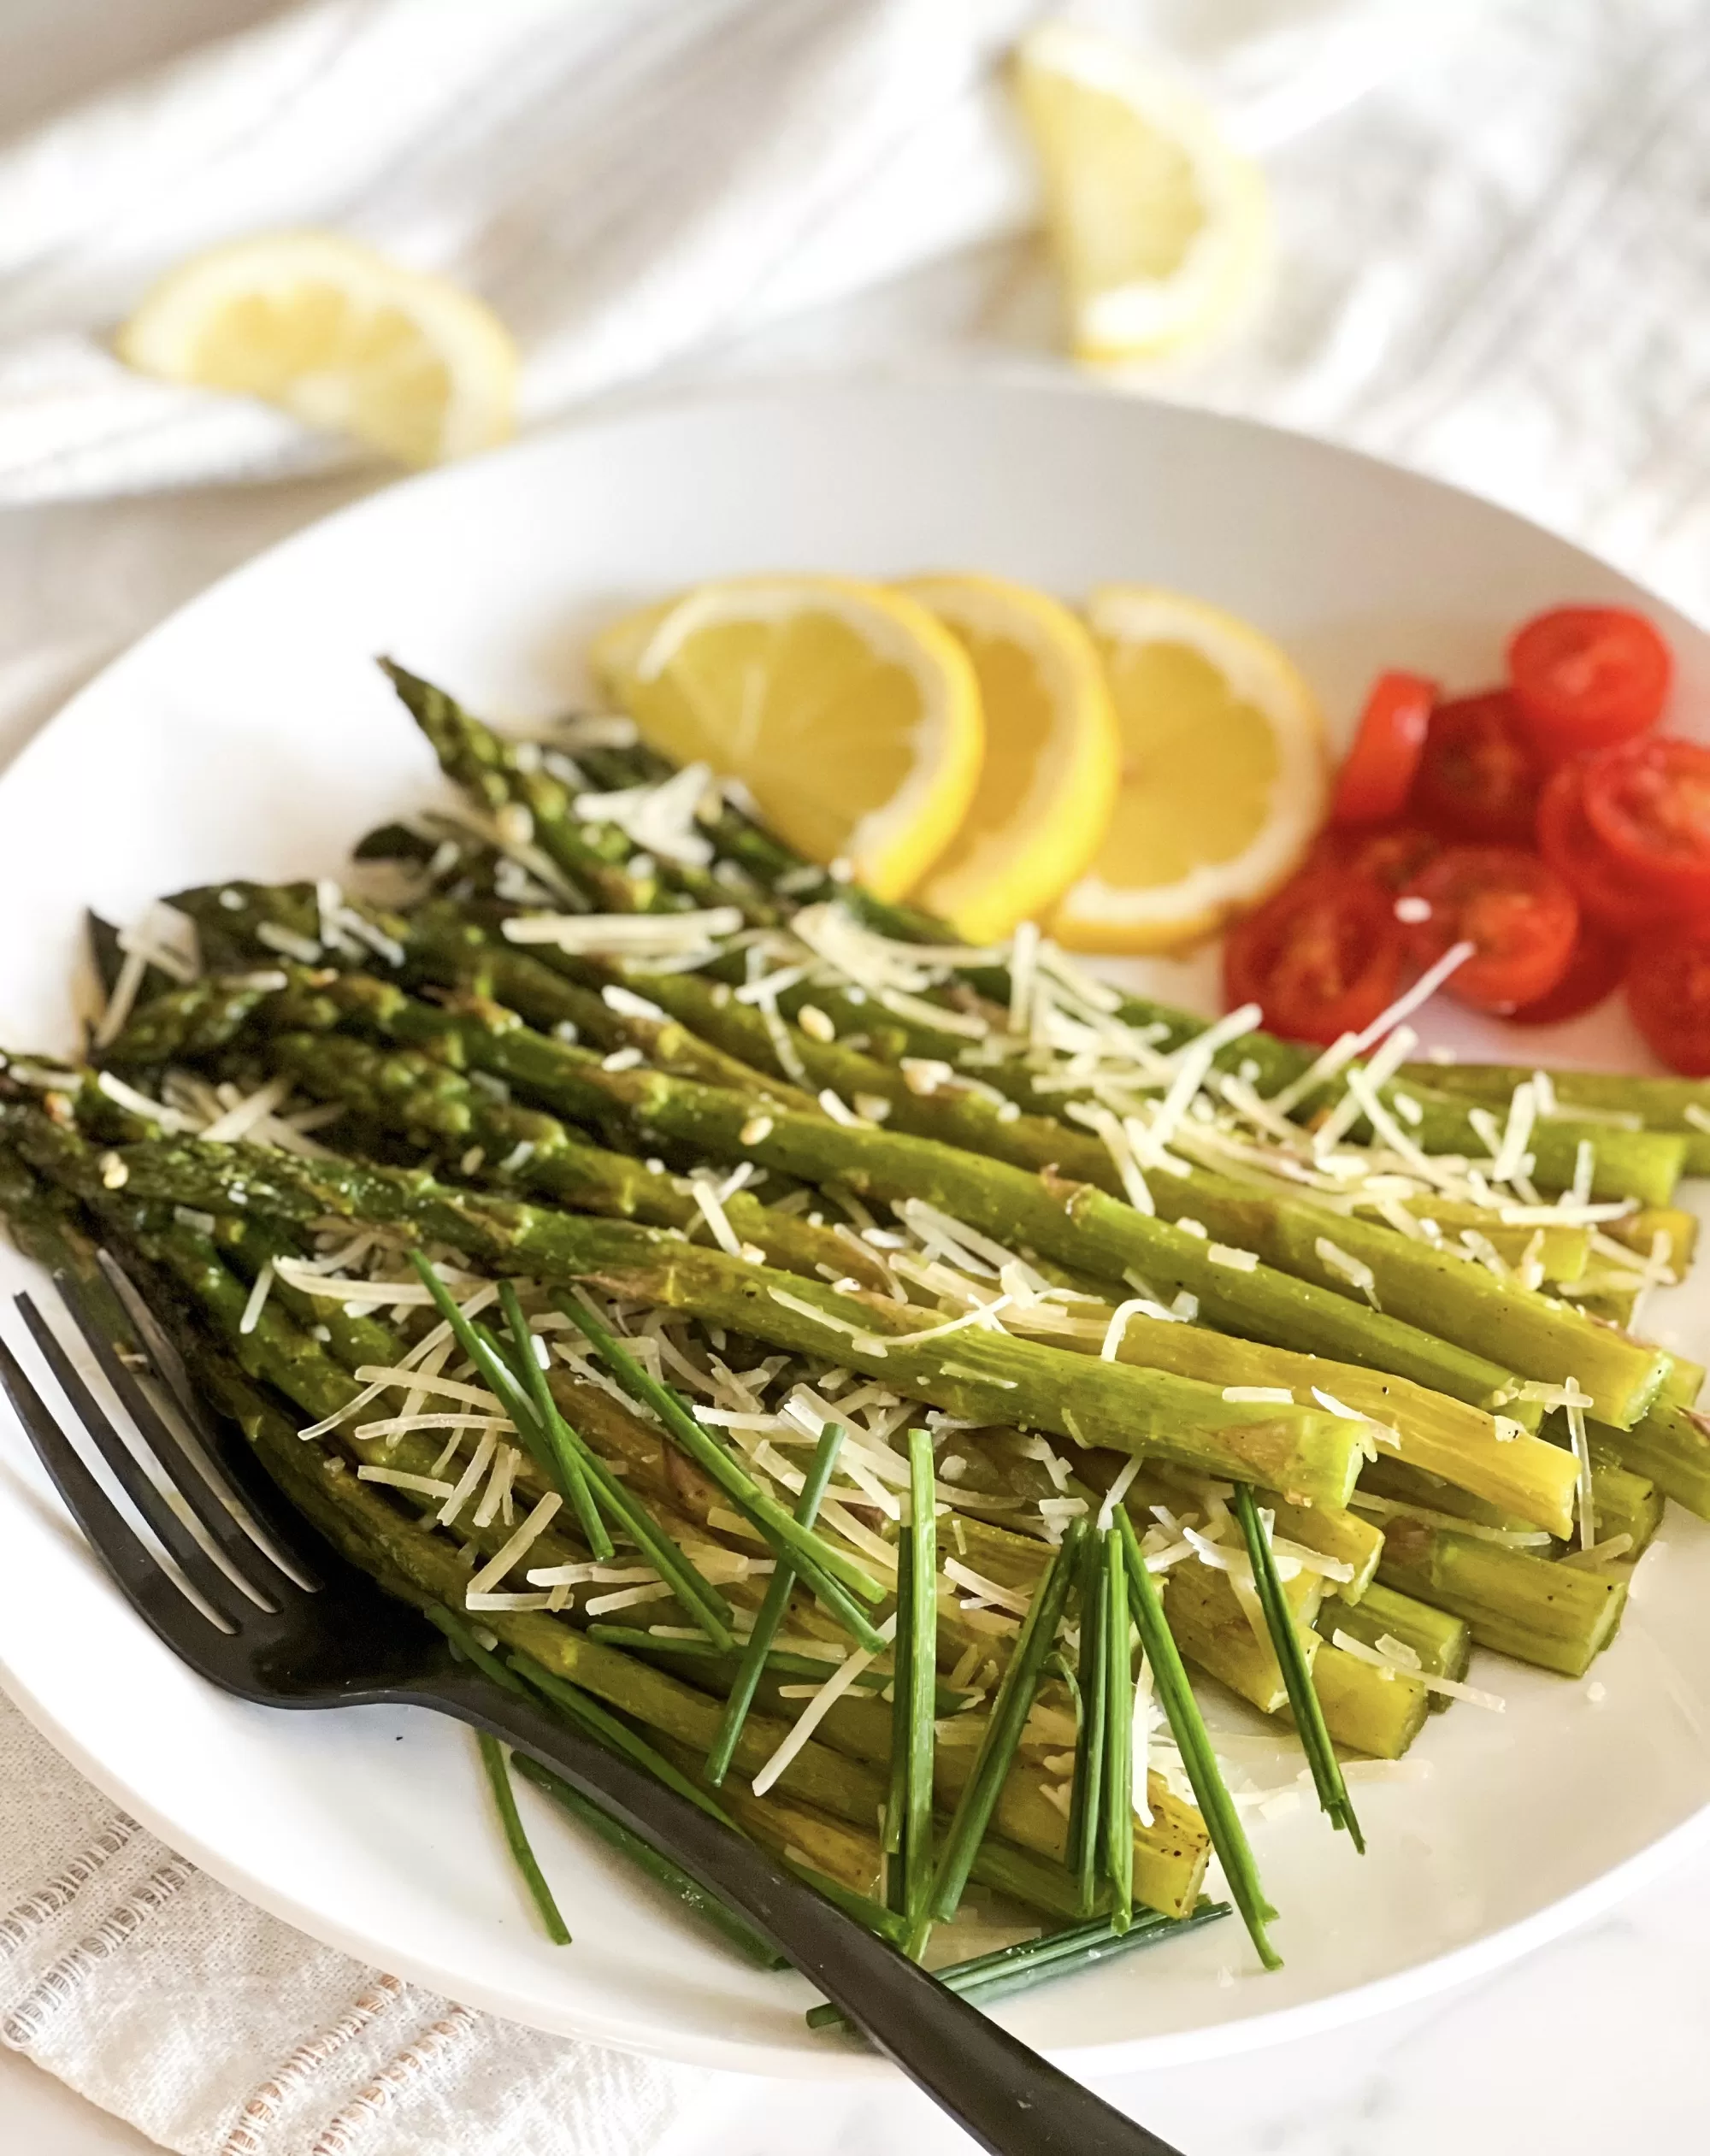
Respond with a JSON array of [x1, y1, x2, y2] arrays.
[[0, 1, 1706, 2150]]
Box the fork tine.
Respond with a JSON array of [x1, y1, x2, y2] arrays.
[[53, 1269, 313, 1598], [15, 1295, 261, 1623], [0, 1328, 213, 1643]]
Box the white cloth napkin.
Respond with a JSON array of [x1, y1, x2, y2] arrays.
[[1, 0, 1708, 2150]]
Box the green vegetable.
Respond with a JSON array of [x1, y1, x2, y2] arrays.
[[477, 1733, 572, 1944], [706, 1420, 845, 1785], [509, 1753, 787, 1969], [1233, 1484, 1361, 1850]]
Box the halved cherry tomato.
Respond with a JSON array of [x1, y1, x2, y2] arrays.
[[1410, 689, 1542, 842], [1331, 671, 1436, 825], [1627, 931, 1710, 1075], [1224, 871, 1406, 1046], [1536, 758, 1687, 935], [1400, 845, 1578, 1013], [1581, 737, 1710, 910], [1306, 822, 1442, 892], [1509, 604, 1672, 759], [1504, 917, 1628, 1026]]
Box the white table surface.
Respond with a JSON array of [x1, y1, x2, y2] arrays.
[[4, 7, 1710, 2153]]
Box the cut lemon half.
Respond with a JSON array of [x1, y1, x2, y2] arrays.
[[589, 576, 982, 903], [1050, 586, 1326, 952], [116, 232, 516, 466], [1012, 22, 1269, 362], [898, 573, 1118, 944]]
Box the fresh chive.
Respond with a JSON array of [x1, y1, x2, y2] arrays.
[[1232, 1482, 1364, 1853], [477, 1733, 572, 1943], [923, 1521, 1080, 1929], [1114, 1507, 1280, 1970], [883, 1526, 911, 1917], [900, 1428, 937, 1949], [510, 1752, 787, 1969], [1068, 1525, 1108, 1916], [505, 1649, 739, 1832], [498, 1279, 610, 1558], [1101, 1527, 1134, 1934], [560, 1295, 888, 1644], [427, 1607, 781, 1967], [410, 1258, 735, 1646], [706, 1421, 845, 1786], [805, 1900, 1233, 2030], [782, 1859, 910, 1948]]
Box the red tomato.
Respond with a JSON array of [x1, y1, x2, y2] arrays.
[[1504, 918, 1628, 1026], [1580, 737, 1710, 910], [1331, 671, 1436, 825], [1627, 932, 1710, 1075], [1306, 822, 1442, 892], [1224, 871, 1407, 1046], [1509, 604, 1672, 758], [1410, 689, 1542, 842], [1400, 845, 1579, 1013], [1537, 759, 1689, 934]]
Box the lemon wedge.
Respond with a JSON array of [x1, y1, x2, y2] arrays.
[[898, 573, 1118, 944], [590, 576, 983, 903], [116, 232, 516, 466], [1049, 586, 1326, 952], [1012, 22, 1269, 362]]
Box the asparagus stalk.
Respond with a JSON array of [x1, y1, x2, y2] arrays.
[[1159, 1555, 1324, 1720], [1374, 1517, 1627, 1677], [1317, 1581, 1471, 1715], [1301, 1646, 1430, 1760], [196, 974, 1573, 1529], [122, 914, 1664, 1425], [1072, 1305, 1577, 1536], [1401, 1061, 1710, 1177], [1592, 1400, 1710, 1522], [380, 661, 664, 914], [265, 1025, 887, 1291], [12, 1113, 1374, 1509], [391, 687, 1687, 1208], [453, 718, 1686, 1208], [1365, 1446, 1662, 1559], [222, 1011, 1537, 1425], [124, 908, 1663, 1417], [187, 951, 1554, 1423]]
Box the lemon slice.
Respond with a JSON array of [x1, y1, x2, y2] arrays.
[[590, 576, 982, 903], [116, 232, 516, 466], [898, 573, 1118, 944], [1012, 23, 1269, 362], [1050, 586, 1326, 953]]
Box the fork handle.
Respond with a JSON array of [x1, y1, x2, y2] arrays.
[[426, 1670, 1185, 2156]]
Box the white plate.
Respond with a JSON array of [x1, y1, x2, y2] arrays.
[[0, 380, 1708, 2080]]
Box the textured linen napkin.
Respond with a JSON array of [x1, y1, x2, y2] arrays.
[[0, 1, 1707, 2150]]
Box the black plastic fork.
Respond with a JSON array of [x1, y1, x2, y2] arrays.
[[0, 1261, 1187, 2156]]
